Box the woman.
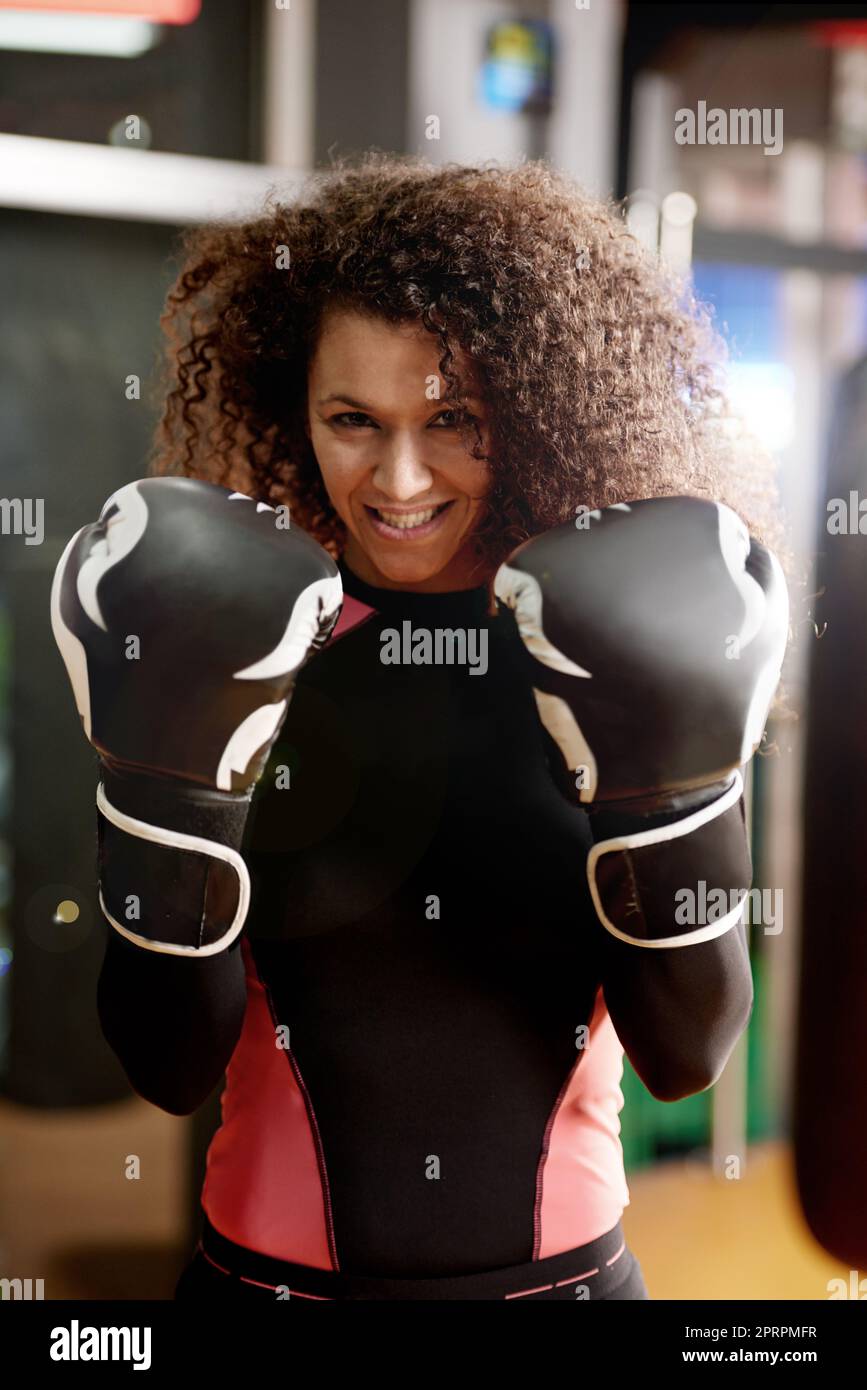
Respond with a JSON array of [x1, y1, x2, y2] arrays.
[[94, 156, 789, 1300]]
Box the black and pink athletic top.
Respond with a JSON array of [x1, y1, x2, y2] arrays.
[[98, 558, 753, 1280]]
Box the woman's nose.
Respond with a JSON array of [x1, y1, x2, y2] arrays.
[[371, 439, 435, 501]]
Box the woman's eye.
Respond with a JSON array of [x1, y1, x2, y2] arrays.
[[432, 409, 474, 428], [330, 409, 477, 429], [333, 412, 374, 428]]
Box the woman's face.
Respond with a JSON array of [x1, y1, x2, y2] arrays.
[[306, 308, 492, 591]]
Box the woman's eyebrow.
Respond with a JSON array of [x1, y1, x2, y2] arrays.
[[316, 392, 484, 412], [316, 394, 372, 410]]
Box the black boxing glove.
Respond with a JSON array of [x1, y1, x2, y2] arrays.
[[495, 497, 789, 948], [50, 477, 343, 956]]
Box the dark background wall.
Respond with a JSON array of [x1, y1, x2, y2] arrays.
[[0, 0, 260, 1108]]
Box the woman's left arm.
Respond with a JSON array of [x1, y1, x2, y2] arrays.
[[494, 497, 789, 1104], [589, 783, 756, 1103]]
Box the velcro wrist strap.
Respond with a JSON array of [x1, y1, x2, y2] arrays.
[[587, 771, 751, 949], [96, 782, 251, 956]]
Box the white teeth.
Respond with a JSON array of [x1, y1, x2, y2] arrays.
[[376, 506, 442, 529]]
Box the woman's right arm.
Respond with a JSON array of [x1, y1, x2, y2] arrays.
[[97, 928, 247, 1116], [50, 477, 343, 1114]]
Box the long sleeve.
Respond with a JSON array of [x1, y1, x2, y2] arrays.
[[96, 926, 247, 1116], [597, 912, 754, 1102], [91, 761, 254, 1115], [589, 787, 755, 1103]]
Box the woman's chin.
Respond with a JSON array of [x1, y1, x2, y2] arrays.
[[344, 514, 481, 589], [365, 548, 451, 587]]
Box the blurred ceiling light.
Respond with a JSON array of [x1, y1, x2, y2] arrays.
[[662, 191, 698, 228], [4, 0, 198, 15], [660, 190, 697, 273], [0, 10, 158, 55], [0, 132, 303, 223], [626, 189, 659, 251]]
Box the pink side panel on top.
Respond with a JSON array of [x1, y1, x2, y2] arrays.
[[535, 986, 631, 1259], [201, 937, 335, 1269], [201, 593, 372, 1265], [331, 592, 377, 641]]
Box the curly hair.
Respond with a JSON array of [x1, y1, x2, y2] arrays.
[[150, 153, 797, 722], [151, 153, 788, 546]]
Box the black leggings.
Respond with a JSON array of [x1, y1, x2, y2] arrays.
[[175, 1216, 650, 1302]]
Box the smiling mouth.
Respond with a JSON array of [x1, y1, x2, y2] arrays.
[[364, 501, 454, 534]]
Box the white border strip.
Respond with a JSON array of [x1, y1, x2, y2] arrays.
[[0, 133, 305, 224], [587, 770, 745, 949], [96, 781, 250, 955]]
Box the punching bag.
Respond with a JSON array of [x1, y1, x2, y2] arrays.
[[796, 353, 867, 1266]]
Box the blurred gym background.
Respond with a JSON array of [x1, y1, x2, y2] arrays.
[[0, 0, 864, 1299]]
